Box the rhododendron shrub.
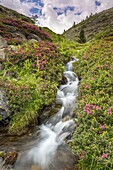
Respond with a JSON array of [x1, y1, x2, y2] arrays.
[[71, 38, 113, 170], [1, 41, 65, 134]]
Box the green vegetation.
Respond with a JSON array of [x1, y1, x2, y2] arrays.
[[0, 4, 113, 170], [79, 28, 86, 43], [70, 37, 113, 170], [63, 7, 113, 42], [0, 40, 67, 134]]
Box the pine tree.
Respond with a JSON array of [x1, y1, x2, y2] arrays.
[[79, 28, 86, 43]]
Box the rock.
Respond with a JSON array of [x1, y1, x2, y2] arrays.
[[52, 144, 78, 170], [8, 45, 18, 51], [14, 144, 78, 170], [27, 34, 41, 41], [14, 31, 27, 41], [31, 165, 40, 170], [4, 151, 18, 166], [0, 36, 7, 49], [0, 88, 9, 121], [28, 39, 38, 44], [0, 49, 5, 59], [0, 48, 6, 71], [0, 150, 18, 170]]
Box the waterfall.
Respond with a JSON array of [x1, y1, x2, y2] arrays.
[[14, 57, 79, 170]]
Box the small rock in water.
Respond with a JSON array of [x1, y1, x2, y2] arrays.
[[31, 165, 40, 170]]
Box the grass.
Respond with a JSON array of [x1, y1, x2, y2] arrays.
[[70, 36, 113, 170]]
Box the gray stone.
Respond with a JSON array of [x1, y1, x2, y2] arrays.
[[0, 48, 6, 71], [0, 88, 9, 121], [28, 34, 41, 41], [28, 39, 38, 44], [0, 49, 5, 59], [8, 45, 18, 51], [0, 36, 7, 49], [13, 32, 27, 41]]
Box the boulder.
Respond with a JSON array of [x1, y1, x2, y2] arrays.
[[13, 32, 27, 42], [0, 88, 9, 121], [27, 39, 38, 44], [0, 36, 7, 49], [27, 34, 41, 41]]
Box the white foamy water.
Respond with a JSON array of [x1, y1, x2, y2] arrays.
[[1, 57, 79, 170]]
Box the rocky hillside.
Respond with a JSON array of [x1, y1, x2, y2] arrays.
[[0, 5, 70, 135], [0, 4, 52, 44], [63, 7, 113, 41]]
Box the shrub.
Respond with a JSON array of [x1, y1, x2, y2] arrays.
[[71, 38, 113, 170]]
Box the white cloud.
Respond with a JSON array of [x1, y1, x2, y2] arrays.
[[0, 0, 113, 34], [38, 0, 113, 34], [0, 0, 36, 16]]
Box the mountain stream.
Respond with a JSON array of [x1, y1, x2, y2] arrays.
[[0, 57, 79, 170]]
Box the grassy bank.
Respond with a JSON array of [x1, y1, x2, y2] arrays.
[[71, 37, 113, 170], [0, 40, 70, 134]]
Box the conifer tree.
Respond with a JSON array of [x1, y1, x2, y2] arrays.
[[79, 28, 86, 43]]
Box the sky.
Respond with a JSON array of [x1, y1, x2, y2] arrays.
[[0, 0, 113, 34]]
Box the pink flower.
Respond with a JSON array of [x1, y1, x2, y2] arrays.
[[108, 111, 112, 115], [81, 155, 85, 159], [93, 105, 97, 110], [102, 153, 107, 158], [108, 108, 112, 115], [101, 125, 105, 129], [84, 85, 89, 89], [91, 77, 94, 80], [82, 55, 86, 58], [99, 131, 102, 134], [104, 63, 108, 67], [86, 104, 91, 107], [87, 110, 92, 115]]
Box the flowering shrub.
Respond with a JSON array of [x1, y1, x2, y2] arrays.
[[71, 38, 113, 169], [0, 17, 51, 45], [1, 40, 66, 134], [6, 41, 64, 82], [2, 17, 51, 41]]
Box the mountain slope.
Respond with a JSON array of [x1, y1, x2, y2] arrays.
[[0, 5, 52, 44], [63, 7, 113, 41], [0, 5, 68, 135]]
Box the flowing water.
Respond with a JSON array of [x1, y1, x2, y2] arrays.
[[0, 57, 79, 170]]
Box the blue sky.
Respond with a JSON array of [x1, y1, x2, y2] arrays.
[[0, 0, 113, 34]]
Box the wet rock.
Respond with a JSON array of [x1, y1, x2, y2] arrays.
[[51, 144, 78, 170], [61, 74, 67, 85], [14, 144, 78, 170], [0, 150, 18, 169], [31, 165, 40, 170], [4, 151, 18, 166]]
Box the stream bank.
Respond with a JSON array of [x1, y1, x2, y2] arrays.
[[0, 57, 79, 170]]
